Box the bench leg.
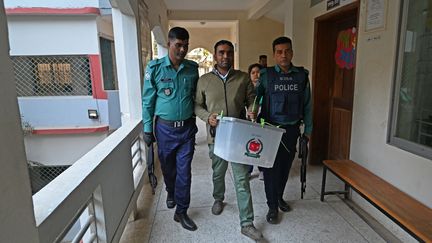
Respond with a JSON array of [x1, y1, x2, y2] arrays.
[[344, 184, 350, 200], [321, 166, 327, 202]]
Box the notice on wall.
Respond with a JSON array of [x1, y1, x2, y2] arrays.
[[326, 0, 356, 11], [365, 0, 387, 32], [311, 0, 324, 7], [327, 0, 340, 10]]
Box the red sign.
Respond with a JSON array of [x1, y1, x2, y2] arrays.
[[245, 138, 263, 158]]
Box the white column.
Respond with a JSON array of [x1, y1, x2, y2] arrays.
[[0, 1, 39, 242], [284, 0, 294, 37], [112, 8, 142, 122], [157, 43, 168, 58]]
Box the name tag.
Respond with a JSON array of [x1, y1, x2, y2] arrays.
[[160, 78, 173, 82], [279, 76, 293, 81]]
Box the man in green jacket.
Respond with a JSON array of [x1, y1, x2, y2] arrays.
[[194, 40, 262, 241]]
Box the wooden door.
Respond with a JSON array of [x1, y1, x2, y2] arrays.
[[328, 23, 357, 160], [310, 3, 358, 164]]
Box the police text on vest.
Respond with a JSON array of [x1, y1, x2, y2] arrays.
[[274, 84, 298, 91]]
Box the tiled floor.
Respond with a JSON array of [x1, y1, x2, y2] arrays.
[[120, 120, 385, 243]]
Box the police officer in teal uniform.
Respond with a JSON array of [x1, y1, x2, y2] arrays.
[[142, 27, 199, 231], [256, 36, 313, 224]]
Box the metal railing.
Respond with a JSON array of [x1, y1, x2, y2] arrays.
[[131, 134, 144, 171], [33, 120, 146, 243], [11, 55, 92, 97], [131, 133, 146, 189], [57, 197, 97, 243]]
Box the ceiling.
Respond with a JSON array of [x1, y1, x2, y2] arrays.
[[163, 0, 286, 23], [169, 20, 237, 29], [163, 0, 259, 11]]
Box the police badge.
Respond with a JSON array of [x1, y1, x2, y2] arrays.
[[164, 88, 172, 96]]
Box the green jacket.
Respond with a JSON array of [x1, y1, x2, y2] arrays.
[[195, 69, 256, 144], [142, 56, 199, 132]]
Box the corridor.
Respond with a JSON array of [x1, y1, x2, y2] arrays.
[[119, 120, 387, 243]]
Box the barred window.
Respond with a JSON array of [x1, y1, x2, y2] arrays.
[[12, 55, 92, 96]]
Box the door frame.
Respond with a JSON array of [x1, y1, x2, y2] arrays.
[[310, 2, 359, 165]]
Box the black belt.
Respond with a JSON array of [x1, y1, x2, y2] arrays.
[[157, 117, 195, 128]]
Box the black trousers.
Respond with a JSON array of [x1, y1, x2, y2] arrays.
[[263, 124, 300, 209]]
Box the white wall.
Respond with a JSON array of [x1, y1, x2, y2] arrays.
[[351, 0, 432, 205], [24, 133, 108, 166], [291, 0, 432, 240], [4, 0, 98, 8], [291, 0, 357, 68], [0, 2, 39, 242], [169, 11, 284, 71], [107, 90, 121, 129], [351, 1, 432, 207], [112, 7, 142, 121], [7, 15, 99, 55], [144, 0, 169, 42], [283, 0, 294, 37], [99, 0, 112, 10], [186, 27, 233, 55], [18, 97, 109, 128], [351, 1, 432, 240]]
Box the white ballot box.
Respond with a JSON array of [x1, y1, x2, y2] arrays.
[[214, 117, 285, 168]]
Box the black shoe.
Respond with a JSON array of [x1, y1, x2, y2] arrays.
[[166, 193, 176, 209], [278, 199, 291, 212], [266, 208, 279, 224], [174, 213, 197, 231]]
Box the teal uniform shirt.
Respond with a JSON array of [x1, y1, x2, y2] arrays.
[[142, 55, 199, 132], [256, 64, 313, 135]]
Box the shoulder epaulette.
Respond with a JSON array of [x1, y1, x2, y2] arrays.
[[148, 58, 163, 68], [185, 59, 198, 67], [294, 65, 309, 75]]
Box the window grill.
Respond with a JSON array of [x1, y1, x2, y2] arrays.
[[28, 160, 70, 195], [12, 55, 93, 96]]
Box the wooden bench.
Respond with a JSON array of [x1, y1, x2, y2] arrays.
[[320, 160, 432, 242]]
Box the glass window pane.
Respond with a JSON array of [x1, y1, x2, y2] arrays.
[[395, 0, 432, 148], [100, 37, 118, 90]]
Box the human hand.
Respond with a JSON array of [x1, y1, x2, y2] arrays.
[[144, 132, 155, 146], [247, 111, 257, 122], [208, 113, 219, 127]]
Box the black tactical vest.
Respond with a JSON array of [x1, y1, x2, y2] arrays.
[[261, 66, 306, 124]]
